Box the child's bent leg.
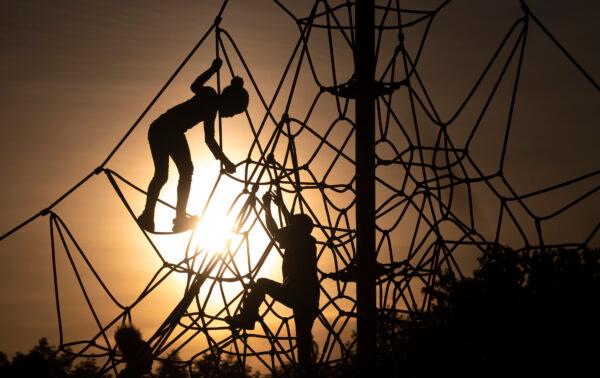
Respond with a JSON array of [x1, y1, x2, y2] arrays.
[[227, 278, 285, 329], [225, 278, 288, 329], [243, 278, 285, 317]]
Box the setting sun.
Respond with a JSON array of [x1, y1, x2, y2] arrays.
[[193, 205, 235, 255]]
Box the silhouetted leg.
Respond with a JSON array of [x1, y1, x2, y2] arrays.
[[140, 130, 169, 231], [243, 278, 289, 317], [170, 132, 193, 222], [294, 308, 316, 372], [228, 278, 288, 329]]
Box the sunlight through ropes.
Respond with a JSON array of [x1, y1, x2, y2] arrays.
[[0, 0, 598, 376]]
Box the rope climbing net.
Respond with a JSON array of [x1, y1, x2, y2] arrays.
[[1, 0, 598, 375]]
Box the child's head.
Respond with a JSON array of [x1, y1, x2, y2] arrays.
[[219, 76, 249, 117], [290, 213, 313, 234], [115, 324, 143, 357]]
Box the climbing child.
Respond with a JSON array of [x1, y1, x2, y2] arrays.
[[137, 58, 249, 232], [114, 324, 152, 377], [226, 191, 320, 369]]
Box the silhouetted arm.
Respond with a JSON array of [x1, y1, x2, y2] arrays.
[[272, 191, 291, 224], [262, 193, 279, 237], [191, 58, 222, 94], [204, 114, 236, 173]]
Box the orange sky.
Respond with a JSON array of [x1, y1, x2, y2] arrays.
[[0, 0, 598, 369]]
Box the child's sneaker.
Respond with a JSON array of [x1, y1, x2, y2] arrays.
[[172, 216, 198, 233], [137, 212, 155, 232], [225, 313, 258, 330]]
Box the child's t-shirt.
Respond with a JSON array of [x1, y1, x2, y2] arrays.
[[157, 86, 217, 133], [276, 226, 319, 308]]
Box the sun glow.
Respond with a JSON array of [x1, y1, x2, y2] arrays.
[[151, 165, 261, 256], [194, 206, 235, 255], [147, 159, 280, 312]]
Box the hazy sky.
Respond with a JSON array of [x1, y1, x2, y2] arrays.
[[0, 0, 598, 365]]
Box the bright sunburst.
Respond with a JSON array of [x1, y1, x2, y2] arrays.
[[194, 206, 235, 255], [152, 162, 256, 260]]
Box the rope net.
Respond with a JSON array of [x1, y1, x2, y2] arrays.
[[1, 0, 598, 375]]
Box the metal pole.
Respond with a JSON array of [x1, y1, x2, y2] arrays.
[[355, 0, 376, 374]]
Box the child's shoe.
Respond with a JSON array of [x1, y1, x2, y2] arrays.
[[172, 216, 199, 233], [225, 313, 258, 330], [137, 212, 155, 232]]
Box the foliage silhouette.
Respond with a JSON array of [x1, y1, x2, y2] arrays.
[[156, 351, 187, 378], [399, 246, 600, 378], [144, 348, 260, 377], [157, 348, 258, 377], [0, 338, 107, 377], [0, 341, 260, 377], [190, 350, 257, 378]]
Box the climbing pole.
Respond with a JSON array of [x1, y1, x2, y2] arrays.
[[355, 0, 377, 372], [1, 0, 599, 376]]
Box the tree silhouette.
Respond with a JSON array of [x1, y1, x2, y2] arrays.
[[311, 246, 600, 377], [400, 247, 600, 378], [157, 351, 187, 378], [69, 358, 108, 378], [0, 351, 11, 376], [190, 350, 257, 378], [154, 349, 260, 378], [0, 337, 107, 377]]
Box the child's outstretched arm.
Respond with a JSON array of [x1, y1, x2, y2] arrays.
[[263, 192, 296, 249], [191, 58, 222, 94], [204, 115, 236, 173], [262, 192, 280, 237], [271, 191, 291, 224]]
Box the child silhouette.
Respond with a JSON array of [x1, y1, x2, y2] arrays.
[[227, 191, 319, 368], [114, 324, 152, 377], [138, 58, 249, 232]]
